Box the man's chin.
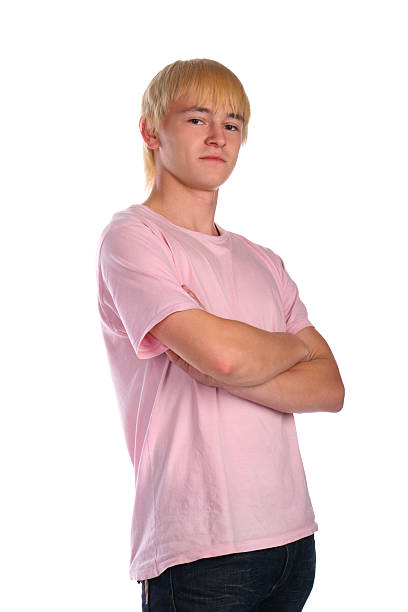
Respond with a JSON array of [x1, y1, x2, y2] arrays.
[[187, 173, 233, 191], [179, 176, 225, 191]]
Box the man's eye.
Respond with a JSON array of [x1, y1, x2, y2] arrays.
[[188, 119, 240, 131]]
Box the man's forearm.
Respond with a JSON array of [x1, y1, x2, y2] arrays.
[[218, 319, 310, 386], [219, 356, 345, 414], [176, 284, 310, 387]]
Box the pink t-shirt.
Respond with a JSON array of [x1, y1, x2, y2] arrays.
[[96, 203, 318, 582]]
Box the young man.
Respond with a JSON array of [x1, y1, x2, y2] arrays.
[[96, 58, 345, 610]]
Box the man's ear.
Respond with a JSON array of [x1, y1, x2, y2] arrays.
[[139, 117, 160, 150]]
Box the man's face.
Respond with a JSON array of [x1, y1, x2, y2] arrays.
[[153, 94, 244, 191]]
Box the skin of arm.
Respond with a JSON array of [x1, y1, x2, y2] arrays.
[[182, 285, 311, 385], [167, 326, 345, 414], [166, 286, 345, 414], [220, 325, 345, 413], [150, 284, 310, 386]]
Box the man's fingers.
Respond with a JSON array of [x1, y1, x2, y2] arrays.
[[181, 284, 196, 298], [181, 284, 204, 308]]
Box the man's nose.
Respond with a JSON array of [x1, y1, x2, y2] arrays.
[[205, 123, 226, 146]]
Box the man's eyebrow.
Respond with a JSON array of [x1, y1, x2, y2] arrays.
[[180, 106, 244, 124]]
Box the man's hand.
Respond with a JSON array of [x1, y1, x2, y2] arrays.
[[179, 284, 206, 309]]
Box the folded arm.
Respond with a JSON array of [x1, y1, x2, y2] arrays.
[[150, 285, 344, 414], [166, 324, 345, 414], [220, 326, 345, 413], [149, 297, 310, 386]]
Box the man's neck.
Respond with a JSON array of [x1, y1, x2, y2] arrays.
[[142, 194, 220, 237]]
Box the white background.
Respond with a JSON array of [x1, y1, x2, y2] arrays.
[[1, 1, 407, 610]]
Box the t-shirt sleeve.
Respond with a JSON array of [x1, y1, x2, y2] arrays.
[[275, 252, 314, 335], [99, 220, 205, 359]]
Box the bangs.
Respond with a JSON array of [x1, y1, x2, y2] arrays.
[[143, 59, 250, 130]]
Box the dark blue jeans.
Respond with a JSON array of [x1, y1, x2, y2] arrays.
[[141, 534, 316, 611]]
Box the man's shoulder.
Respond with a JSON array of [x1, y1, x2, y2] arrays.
[[98, 204, 161, 244]]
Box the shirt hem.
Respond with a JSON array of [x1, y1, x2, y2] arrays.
[[131, 522, 318, 582]]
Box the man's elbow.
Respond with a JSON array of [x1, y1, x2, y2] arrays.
[[330, 382, 345, 413]]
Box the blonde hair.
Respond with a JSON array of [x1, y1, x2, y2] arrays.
[[139, 58, 251, 194]]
